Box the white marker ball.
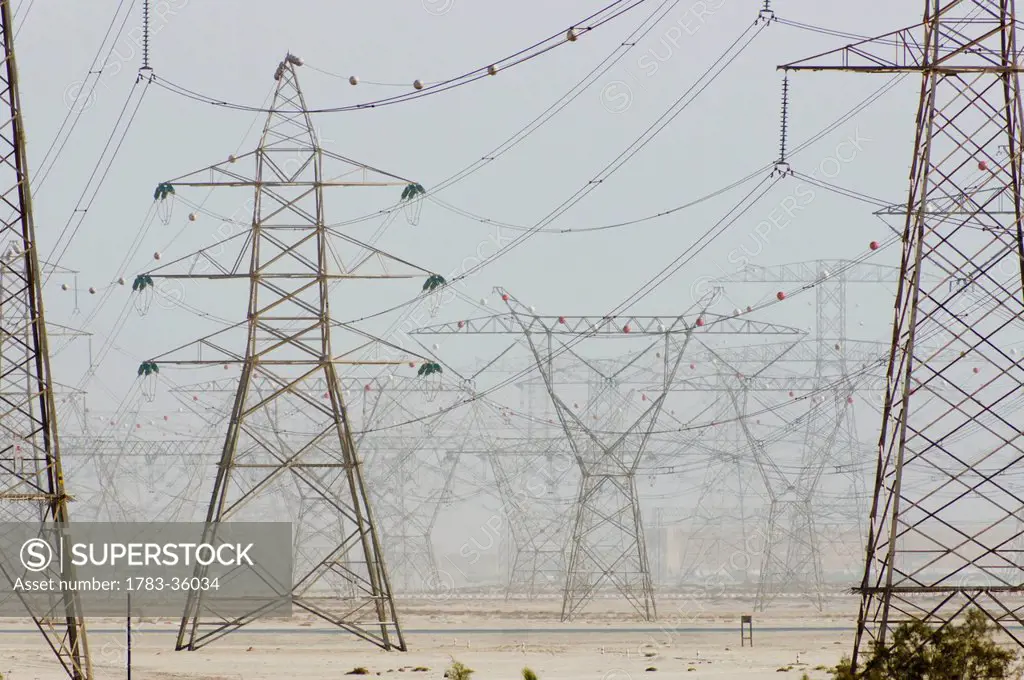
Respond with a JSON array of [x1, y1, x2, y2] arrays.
[[349, 76, 359, 85], [61, 283, 68, 291], [413, 80, 424, 90]]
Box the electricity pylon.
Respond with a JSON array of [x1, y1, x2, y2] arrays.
[[0, 1, 91, 677], [141, 55, 437, 652], [784, 1, 1024, 668], [412, 289, 806, 619], [714, 260, 905, 610]]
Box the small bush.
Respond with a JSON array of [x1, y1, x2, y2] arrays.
[[347, 668, 370, 675], [644, 667, 656, 672], [522, 668, 538, 680], [444, 661, 474, 680], [412, 668, 429, 673]]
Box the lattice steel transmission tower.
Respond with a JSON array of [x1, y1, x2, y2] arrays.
[[0, 2, 91, 677], [141, 55, 434, 652], [715, 260, 902, 610], [784, 0, 1024, 667]]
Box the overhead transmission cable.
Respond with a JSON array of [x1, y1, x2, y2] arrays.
[[45, 78, 151, 278], [32, 0, 135, 193], [346, 18, 768, 329], [150, 0, 649, 114], [358, 74, 909, 434], [102, 0, 694, 401]]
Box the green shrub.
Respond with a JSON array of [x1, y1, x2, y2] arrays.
[[522, 668, 538, 680], [831, 609, 1022, 679], [445, 661, 474, 680]]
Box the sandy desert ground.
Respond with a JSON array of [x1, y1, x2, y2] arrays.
[[0, 597, 871, 680]]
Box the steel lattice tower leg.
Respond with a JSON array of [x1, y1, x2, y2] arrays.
[[173, 57, 405, 651], [0, 1, 91, 677], [786, 0, 1024, 667]]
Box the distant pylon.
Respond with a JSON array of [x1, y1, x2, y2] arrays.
[[784, 1, 1024, 668], [141, 55, 437, 652], [0, 0, 91, 677], [715, 260, 905, 610]]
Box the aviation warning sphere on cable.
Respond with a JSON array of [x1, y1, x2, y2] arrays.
[[349, 75, 359, 85]]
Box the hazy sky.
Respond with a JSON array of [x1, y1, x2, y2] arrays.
[[12, 0, 928, 425], [6, 1, 970, 602]]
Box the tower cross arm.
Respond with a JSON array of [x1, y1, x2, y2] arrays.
[[165, 180, 409, 188], [779, 12, 1023, 73]]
